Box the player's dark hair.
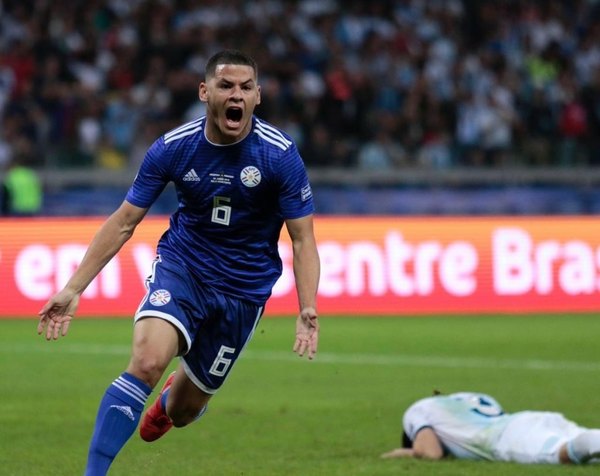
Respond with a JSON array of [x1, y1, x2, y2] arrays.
[[205, 50, 258, 79], [402, 431, 413, 449]]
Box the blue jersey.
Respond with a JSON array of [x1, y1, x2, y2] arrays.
[[126, 115, 314, 304]]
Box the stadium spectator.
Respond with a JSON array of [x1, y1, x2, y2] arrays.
[[356, 127, 408, 169], [519, 86, 556, 166], [381, 391, 600, 465], [37, 50, 320, 476], [582, 67, 600, 165], [1, 152, 43, 216], [557, 77, 589, 166]]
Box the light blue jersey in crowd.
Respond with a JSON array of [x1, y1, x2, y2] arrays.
[[126, 115, 314, 304]]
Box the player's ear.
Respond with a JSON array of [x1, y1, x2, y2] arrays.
[[255, 84, 261, 105], [199, 82, 208, 102]]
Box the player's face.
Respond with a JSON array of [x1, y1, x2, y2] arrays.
[[199, 64, 261, 144]]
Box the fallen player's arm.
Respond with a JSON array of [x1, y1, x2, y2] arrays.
[[380, 448, 415, 459], [381, 427, 444, 460], [412, 427, 444, 460]]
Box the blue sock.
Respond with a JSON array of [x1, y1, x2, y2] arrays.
[[160, 387, 169, 411], [85, 372, 152, 476]]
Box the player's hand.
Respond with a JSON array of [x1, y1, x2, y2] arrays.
[[380, 448, 415, 459], [293, 307, 319, 360], [37, 288, 80, 340]]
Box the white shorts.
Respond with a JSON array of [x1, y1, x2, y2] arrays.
[[493, 411, 586, 464]]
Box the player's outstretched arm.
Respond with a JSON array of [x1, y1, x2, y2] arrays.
[[37, 201, 149, 340], [286, 215, 320, 359], [380, 448, 415, 459], [381, 428, 444, 460]]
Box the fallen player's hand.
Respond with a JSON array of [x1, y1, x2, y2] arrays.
[[380, 448, 415, 459]]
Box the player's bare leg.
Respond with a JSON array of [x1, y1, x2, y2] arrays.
[[165, 364, 212, 426], [126, 318, 182, 387], [140, 362, 211, 441]]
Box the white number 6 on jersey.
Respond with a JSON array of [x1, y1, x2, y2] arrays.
[[212, 196, 231, 226]]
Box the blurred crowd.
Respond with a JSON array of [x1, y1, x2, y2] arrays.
[[1, 0, 600, 174]]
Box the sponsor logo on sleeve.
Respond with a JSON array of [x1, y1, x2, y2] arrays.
[[301, 184, 312, 201]]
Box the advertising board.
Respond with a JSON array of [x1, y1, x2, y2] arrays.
[[1, 216, 599, 317]]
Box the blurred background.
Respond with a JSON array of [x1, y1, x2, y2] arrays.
[[1, 0, 600, 216]]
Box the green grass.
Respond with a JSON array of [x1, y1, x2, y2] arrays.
[[2, 314, 600, 475]]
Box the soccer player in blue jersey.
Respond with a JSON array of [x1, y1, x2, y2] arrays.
[[381, 391, 600, 465], [37, 49, 320, 476]]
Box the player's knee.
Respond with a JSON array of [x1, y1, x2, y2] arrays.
[[127, 355, 168, 388]]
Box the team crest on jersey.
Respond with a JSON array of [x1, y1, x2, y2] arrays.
[[240, 166, 261, 187], [149, 289, 171, 306]]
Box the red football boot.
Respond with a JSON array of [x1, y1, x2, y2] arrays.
[[139, 372, 175, 442]]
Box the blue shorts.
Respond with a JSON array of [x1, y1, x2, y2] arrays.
[[134, 255, 264, 394]]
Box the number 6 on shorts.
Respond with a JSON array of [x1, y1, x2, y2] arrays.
[[209, 345, 236, 377]]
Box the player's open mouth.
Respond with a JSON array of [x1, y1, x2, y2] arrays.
[[225, 107, 243, 126]]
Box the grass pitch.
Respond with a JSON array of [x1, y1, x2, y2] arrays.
[[2, 314, 600, 475]]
